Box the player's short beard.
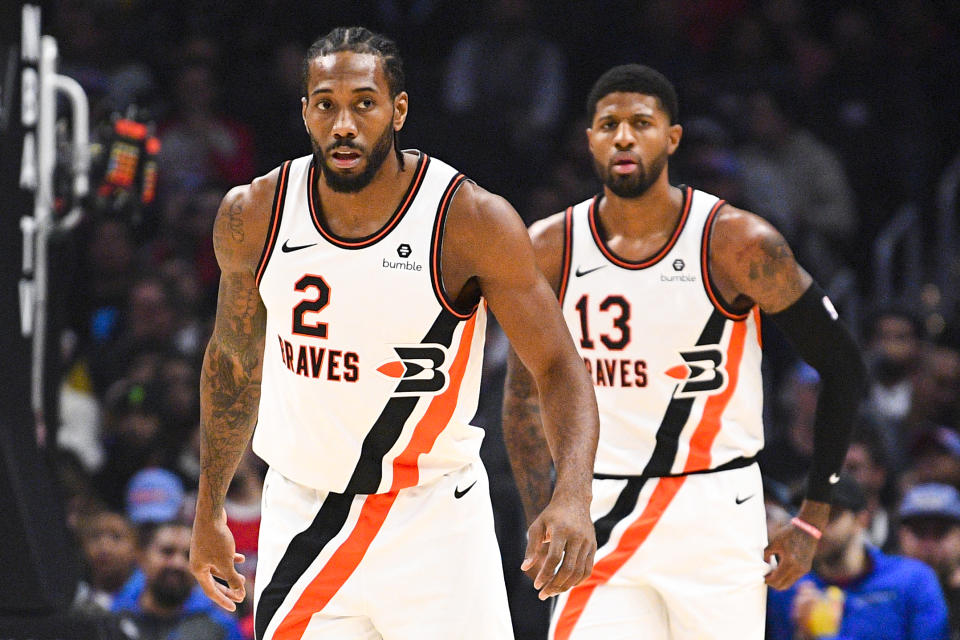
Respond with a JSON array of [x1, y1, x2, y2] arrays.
[[595, 149, 669, 198], [312, 121, 395, 193]]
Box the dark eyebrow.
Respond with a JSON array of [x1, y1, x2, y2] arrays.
[[310, 85, 379, 97]]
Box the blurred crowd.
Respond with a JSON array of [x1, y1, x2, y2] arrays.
[[37, 0, 960, 638]]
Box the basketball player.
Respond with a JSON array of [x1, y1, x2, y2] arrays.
[[188, 28, 599, 640], [503, 64, 866, 639]]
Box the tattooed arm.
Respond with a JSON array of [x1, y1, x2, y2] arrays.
[[190, 172, 275, 611], [503, 346, 554, 526], [710, 205, 864, 590], [502, 212, 568, 526]]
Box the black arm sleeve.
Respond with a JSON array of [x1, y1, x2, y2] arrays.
[[767, 282, 867, 503]]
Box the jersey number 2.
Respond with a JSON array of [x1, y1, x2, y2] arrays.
[[292, 274, 330, 338]]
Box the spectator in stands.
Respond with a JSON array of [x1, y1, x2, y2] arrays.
[[902, 427, 960, 491], [125, 467, 185, 526], [767, 475, 949, 640], [898, 483, 960, 634], [736, 85, 857, 285], [759, 362, 821, 495], [73, 510, 139, 615], [843, 425, 896, 549], [158, 50, 255, 198], [95, 382, 170, 508], [862, 307, 926, 464], [113, 521, 243, 640], [442, 0, 566, 203], [909, 343, 960, 433]]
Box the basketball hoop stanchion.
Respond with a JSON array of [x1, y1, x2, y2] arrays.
[[18, 4, 90, 442]]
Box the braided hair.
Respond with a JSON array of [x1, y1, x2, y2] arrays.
[[302, 27, 406, 168]]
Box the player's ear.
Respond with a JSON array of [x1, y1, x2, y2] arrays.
[[393, 91, 409, 132], [586, 125, 595, 155], [301, 97, 309, 132], [667, 123, 683, 155]]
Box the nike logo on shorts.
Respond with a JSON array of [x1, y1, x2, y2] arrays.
[[454, 480, 477, 499], [735, 494, 755, 505], [282, 240, 318, 253]]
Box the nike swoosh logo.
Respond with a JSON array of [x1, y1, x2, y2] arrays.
[[454, 480, 477, 499], [735, 494, 755, 505], [281, 240, 318, 253], [575, 264, 607, 277]]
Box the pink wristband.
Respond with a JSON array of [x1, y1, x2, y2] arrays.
[[791, 517, 822, 540]]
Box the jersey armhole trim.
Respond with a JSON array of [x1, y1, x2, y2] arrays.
[[430, 173, 476, 320], [700, 199, 751, 321], [256, 160, 292, 288], [557, 206, 574, 305]]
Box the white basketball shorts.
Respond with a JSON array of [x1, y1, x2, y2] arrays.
[[550, 462, 769, 640], [254, 462, 513, 640]]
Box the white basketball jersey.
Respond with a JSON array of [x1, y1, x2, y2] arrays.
[[558, 187, 764, 476], [253, 152, 487, 494]]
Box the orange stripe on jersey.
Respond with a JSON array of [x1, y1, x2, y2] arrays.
[[682, 319, 748, 472], [269, 314, 479, 638], [553, 476, 686, 640], [752, 306, 763, 347], [256, 161, 291, 287], [391, 311, 478, 490], [557, 206, 574, 304], [271, 492, 397, 640]]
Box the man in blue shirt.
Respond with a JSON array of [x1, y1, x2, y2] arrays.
[[112, 521, 243, 640], [768, 475, 948, 640]]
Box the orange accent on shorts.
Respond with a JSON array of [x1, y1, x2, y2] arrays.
[[553, 476, 686, 640], [271, 314, 479, 639], [376, 361, 406, 378], [683, 320, 748, 472]]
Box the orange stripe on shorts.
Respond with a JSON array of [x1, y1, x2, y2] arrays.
[[271, 313, 479, 639], [553, 476, 686, 640]]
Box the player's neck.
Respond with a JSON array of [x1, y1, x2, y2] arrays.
[[315, 150, 411, 238], [597, 177, 682, 241]]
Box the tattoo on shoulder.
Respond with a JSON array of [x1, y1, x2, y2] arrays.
[[748, 234, 794, 281], [227, 198, 244, 242]]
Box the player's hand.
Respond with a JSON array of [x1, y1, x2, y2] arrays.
[[521, 491, 596, 600], [764, 500, 828, 590], [190, 508, 246, 611]]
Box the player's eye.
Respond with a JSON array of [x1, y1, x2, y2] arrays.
[[358, 98, 374, 109], [316, 100, 332, 110]]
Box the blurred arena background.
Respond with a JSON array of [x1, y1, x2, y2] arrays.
[[2, 1, 960, 638]]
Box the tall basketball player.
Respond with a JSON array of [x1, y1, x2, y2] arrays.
[[503, 64, 867, 639], [188, 28, 599, 640]]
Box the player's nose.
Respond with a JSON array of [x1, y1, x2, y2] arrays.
[[613, 122, 636, 149], [332, 109, 358, 139]]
